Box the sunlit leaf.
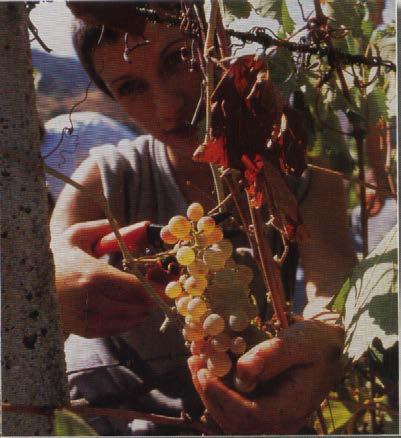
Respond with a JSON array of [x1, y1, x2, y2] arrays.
[[250, 0, 295, 34], [382, 409, 399, 434], [365, 84, 388, 124], [54, 409, 97, 436], [334, 226, 398, 362], [320, 400, 353, 434], [325, 0, 365, 39], [219, 0, 252, 25]]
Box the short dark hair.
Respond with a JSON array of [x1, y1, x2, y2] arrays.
[[72, 20, 120, 97], [70, 2, 183, 97]]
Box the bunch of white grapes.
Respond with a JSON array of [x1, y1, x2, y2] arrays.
[[160, 202, 267, 392]]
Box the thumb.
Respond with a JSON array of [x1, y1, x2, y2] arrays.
[[66, 219, 113, 253]]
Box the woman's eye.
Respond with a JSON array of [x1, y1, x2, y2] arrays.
[[164, 49, 185, 71], [117, 79, 148, 97]]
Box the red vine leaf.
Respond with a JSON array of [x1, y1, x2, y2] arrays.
[[193, 54, 308, 225]]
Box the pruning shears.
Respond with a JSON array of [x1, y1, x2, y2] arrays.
[[94, 211, 234, 258]]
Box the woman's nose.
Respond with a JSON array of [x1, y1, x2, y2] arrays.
[[155, 89, 186, 131]]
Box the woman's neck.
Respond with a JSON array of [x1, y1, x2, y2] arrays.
[[166, 144, 217, 211]]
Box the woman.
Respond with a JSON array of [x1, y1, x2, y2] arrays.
[[51, 4, 356, 434]]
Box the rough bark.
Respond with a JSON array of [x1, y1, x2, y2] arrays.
[[0, 3, 69, 435]]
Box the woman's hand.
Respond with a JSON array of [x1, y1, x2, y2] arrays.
[[52, 219, 155, 338], [188, 320, 344, 434]]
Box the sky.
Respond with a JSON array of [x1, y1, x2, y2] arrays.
[[30, 0, 396, 59]]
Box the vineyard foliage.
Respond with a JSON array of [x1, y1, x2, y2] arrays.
[[331, 225, 398, 361], [216, 0, 396, 174]]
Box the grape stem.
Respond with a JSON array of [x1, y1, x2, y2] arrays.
[[246, 192, 289, 329]]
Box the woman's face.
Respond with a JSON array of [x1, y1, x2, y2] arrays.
[[93, 23, 203, 151]]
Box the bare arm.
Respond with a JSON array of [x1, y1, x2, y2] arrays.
[[299, 166, 357, 317], [50, 157, 154, 338], [50, 156, 104, 236]]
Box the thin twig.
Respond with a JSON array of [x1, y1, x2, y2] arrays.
[[1, 402, 210, 434], [204, 1, 225, 212], [317, 403, 328, 434], [247, 193, 288, 329], [207, 193, 232, 215], [27, 17, 52, 53], [225, 29, 395, 71], [384, 121, 397, 195], [307, 157, 397, 200]]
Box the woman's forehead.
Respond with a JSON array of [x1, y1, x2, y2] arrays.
[[93, 22, 184, 79]]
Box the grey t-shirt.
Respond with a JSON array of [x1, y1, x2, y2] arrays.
[[65, 135, 204, 435]]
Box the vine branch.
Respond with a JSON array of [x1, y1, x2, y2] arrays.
[[1, 402, 210, 434]]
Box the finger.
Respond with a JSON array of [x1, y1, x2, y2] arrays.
[[187, 355, 206, 375], [100, 267, 155, 308], [67, 219, 112, 252], [194, 368, 259, 434], [236, 336, 311, 382], [237, 321, 330, 382]]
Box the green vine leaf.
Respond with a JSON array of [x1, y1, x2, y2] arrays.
[[364, 84, 388, 124], [54, 409, 97, 436], [331, 225, 398, 362], [250, 0, 294, 34], [320, 399, 353, 434], [218, 0, 252, 25]]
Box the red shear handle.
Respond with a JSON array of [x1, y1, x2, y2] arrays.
[[94, 220, 150, 257]]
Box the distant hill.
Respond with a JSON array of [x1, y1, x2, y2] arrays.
[[31, 49, 90, 97]]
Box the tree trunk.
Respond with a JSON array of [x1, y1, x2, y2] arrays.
[[0, 3, 69, 435]]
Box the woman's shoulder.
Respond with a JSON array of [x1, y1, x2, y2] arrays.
[[89, 134, 163, 165]]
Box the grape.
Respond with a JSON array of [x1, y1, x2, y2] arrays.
[[197, 216, 215, 234], [188, 259, 209, 278], [203, 247, 225, 271], [187, 202, 204, 222], [187, 297, 207, 319], [168, 215, 191, 239], [211, 239, 233, 260], [234, 377, 256, 393], [176, 296, 191, 316], [230, 336, 247, 355], [165, 281, 182, 299], [225, 258, 236, 269], [185, 315, 198, 325], [184, 276, 207, 296], [182, 321, 205, 342], [213, 268, 233, 289], [176, 246, 195, 266], [190, 338, 209, 356], [207, 352, 232, 377], [203, 313, 225, 336], [204, 226, 224, 245], [160, 225, 178, 244], [230, 279, 249, 296], [235, 264, 254, 285], [229, 311, 249, 332], [211, 333, 231, 352]]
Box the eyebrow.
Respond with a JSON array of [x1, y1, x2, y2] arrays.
[[110, 37, 185, 86]]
